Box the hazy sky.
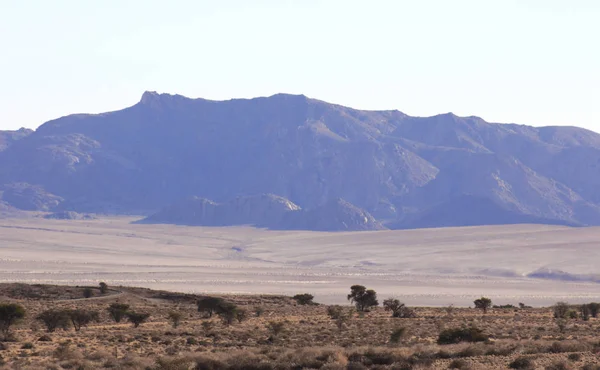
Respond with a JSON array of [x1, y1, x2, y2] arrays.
[[1, 0, 598, 131]]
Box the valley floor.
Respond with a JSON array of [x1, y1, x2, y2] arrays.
[[1, 217, 600, 306]]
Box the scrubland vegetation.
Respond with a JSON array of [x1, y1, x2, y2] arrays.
[[1, 283, 600, 369]]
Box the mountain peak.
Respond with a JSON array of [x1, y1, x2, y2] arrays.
[[140, 91, 161, 104]]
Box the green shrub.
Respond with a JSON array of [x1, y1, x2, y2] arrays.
[[0, 303, 26, 335], [292, 293, 314, 305], [107, 303, 130, 323]]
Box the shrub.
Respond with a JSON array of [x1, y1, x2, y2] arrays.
[[168, 311, 183, 328], [254, 307, 264, 317], [383, 298, 416, 318], [449, 359, 471, 369], [21, 342, 34, 349], [235, 309, 248, 323], [67, 309, 99, 331], [567, 353, 581, 362], [553, 302, 570, 319], [545, 360, 571, 370], [437, 327, 488, 345], [509, 356, 535, 369], [389, 327, 406, 344], [326, 306, 344, 320], [0, 303, 25, 335], [107, 303, 130, 323], [473, 297, 492, 313], [36, 309, 70, 332], [347, 285, 378, 312], [126, 312, 150, 328], [99, 282, 108, 294], [266, 321, 285, 337], [83, 288, 93, 298], [292, 293, 315, 305]]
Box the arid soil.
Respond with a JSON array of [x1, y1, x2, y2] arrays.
[[0, 284, 600, 369]]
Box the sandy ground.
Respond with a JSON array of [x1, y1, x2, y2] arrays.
[[1, 217, 600, 306]]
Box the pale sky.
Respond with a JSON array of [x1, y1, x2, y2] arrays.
[[1, 0, 598, 131]]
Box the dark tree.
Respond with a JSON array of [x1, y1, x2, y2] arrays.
[[383, 298, 416, 318], [67, 309, 99, 331], [216, 302, 238, 326], [83, 288, 93, 299], [126, 312, 150, 328], [473, 297, 492, 314], [36, 309, 70, 332], [99, 282, 108, 294], [0, 303, 26, 335], [347, 285, 378, 312], [588, 303, 600, 318], [197, 297, 225, 318], [107, 303, 130, 323], [553, 302, 570, 319], [580, 304, 591, 321], [293, 293, 315, 305]]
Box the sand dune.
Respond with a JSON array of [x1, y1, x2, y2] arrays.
[[1, 217, 599, 306]]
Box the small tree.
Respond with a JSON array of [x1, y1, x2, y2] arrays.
[[67, 309, 99, 331], [0, 303, 26, 335], [168, 311, 183, 328], [126, 312, 150, 328], [99, 282, 108, 294], [588, 303, 600, 318], [580, 304, 591, 321], [83, 288, 93, 299], [293, 293, 314, 305], [36, 309, 70, 332], [197, 297, 225, 318], [216, 302, 238, 326], [347, 285, 378, 312], [107, 303, 130, 323], [473, 297, 492, 314], [553, 302, 570, 319], [383, 298, 416, 318]]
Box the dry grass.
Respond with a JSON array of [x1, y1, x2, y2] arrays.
[[1, 284, 600, 369]]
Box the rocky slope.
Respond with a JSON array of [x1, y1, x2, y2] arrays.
[[1, 92, 599, 229]]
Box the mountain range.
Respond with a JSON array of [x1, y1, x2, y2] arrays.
[[1, 91, 599, 230]]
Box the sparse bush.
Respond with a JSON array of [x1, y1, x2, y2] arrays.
[[383, 298, 416, 318], [126, 312, 150, 328], [99, 282, 108, 294], [555, 318, 568, 333], [437, 326, 488, 345], [347, 285, 378, 312], [107, 303, 130, 323], [553, 302, 570, 319], [449, 358, 471, 369], [20, 342, 33, 349], [67, 309, 98, 331], [254, 306, 264, 317], [37, 334, 52, 342], [266, 321, 285, 337], [216, 302, 238, 326], [509, 356, 535, 369], [235, 308, 248, 323], [293, 293, 315, 305], [545, 360, 571, 370], [567, 353, 581, 362], [168, 311, 183, 328], [36, 309, 70, 332], [0, 303, 25, 335], [473, 297, 492, 313], [389, 327, 406, 344], [326, 305, 344, 320], [519, 302, 532, 309], [83, 288, 93, 298]]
